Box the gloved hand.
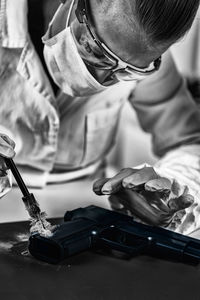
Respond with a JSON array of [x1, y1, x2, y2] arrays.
[[0, 134, 15, 197], [0, 133, 15, 157], [93, 167, 194, 229]]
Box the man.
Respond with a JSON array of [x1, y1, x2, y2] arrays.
[[0, 0, 200, 234]]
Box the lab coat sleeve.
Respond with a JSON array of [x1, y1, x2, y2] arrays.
[[130, 50, 200, 157], [154, 145, 200, 235], [129, 50, 200, 235]]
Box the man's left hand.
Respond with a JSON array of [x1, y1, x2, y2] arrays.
[[93, 167, 194, 227]]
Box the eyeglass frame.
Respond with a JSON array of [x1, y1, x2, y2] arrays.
[[74, 0, 162, 76]]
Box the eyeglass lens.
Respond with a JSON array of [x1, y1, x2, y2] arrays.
[[70, 18, 118, 70]]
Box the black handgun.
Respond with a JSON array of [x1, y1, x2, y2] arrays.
[[28, 205, 200, 264]]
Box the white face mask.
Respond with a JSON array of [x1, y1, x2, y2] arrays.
[[42, 4, 108, 97]]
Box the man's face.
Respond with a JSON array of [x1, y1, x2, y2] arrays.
[[77, 0, 168, 84], [51, 0, 168, 85]]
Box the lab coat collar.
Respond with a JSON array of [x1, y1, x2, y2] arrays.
[[0, 0, 28, 48]]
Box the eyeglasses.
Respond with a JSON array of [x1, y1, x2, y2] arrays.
[[74, 0, 162, 80]]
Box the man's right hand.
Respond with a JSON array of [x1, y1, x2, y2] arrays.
[[0, 133, 15, 175]]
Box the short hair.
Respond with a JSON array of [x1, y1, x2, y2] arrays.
[[135, 0, 200, 47], [99, 0, 200, 50]]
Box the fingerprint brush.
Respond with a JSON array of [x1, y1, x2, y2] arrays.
[[5, 158, 53, 236]]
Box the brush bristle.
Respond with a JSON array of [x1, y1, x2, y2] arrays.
[[30, 212, 57, 237]]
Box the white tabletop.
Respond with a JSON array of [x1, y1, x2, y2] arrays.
[[0, 178, 109, 223]]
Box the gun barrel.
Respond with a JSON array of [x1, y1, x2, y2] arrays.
[[104, 221, 200, 263]]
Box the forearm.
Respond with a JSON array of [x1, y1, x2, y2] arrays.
[[131, 51, 200, 157]]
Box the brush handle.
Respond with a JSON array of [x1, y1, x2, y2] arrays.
[[4, 158, 42, 218], [4, 158, 30, 197]]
